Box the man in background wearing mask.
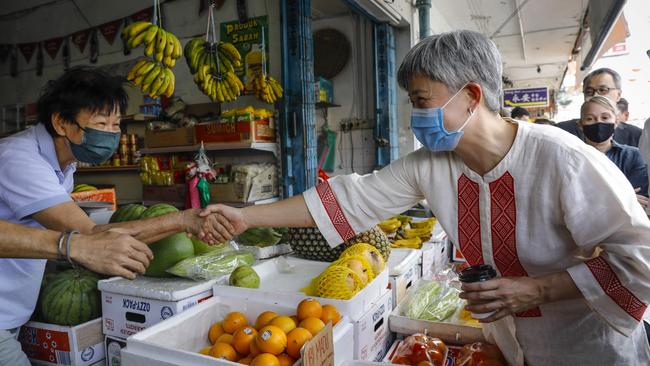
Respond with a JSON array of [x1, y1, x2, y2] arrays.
[[556, 68, 623, 140], [613, 98, 642, 147], [0, 67, 232, 365]]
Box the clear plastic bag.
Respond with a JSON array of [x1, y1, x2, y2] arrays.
[[401, 278, 467, 323], [390, 333, 448, 366], [166, 245, 254, 281], [456, 342, 506, 366]]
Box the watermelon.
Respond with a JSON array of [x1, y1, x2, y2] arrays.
[[109, 204, 147, 223], [139, 203, 179, 219], [146, 233, 195, 277], [39, 268, 100, 326]]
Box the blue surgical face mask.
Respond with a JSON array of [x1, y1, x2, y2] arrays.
[[410, 85, 476, 152], [68, 122, 120, 164]]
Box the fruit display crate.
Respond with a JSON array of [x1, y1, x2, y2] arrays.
[[386, 249, 421, 309], [238, 243, 293, 259], [212, 256, 389, 322], [121, 295, 354, 366]]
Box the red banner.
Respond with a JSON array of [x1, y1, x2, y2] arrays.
[[44, 37, 63, 59], [71, 29, 90, 53], [99, 19, 123, 45], [18, 43, 37, 63], [130, 7, 153, 22]]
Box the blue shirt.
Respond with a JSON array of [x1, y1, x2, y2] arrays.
[[0, 123, 76, 329], [606, 140, 648, 197]]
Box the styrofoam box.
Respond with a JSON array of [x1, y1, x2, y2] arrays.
[[99, 276, 220, 338], [387, 249, 421, 309], [421, 241, 448, 280], [239, 243, 293, 259], [354, 289, 393, 361], [105, 335, 127, 366], [18, 318, 104, 366], [123, 295, 354, 366], [212, 256, 389, 321]]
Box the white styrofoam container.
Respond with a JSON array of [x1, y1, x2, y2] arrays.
[[387, 249, 421, 309], [123, 295, 353, 366], [420, 241, 448, 280], [105, 335, 127, 366], [99, 276, 219, 338], [212, 256, 389, 321], [239, 243, 293, 259], [354, 289, 393, 361]]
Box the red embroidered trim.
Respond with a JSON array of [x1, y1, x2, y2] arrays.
[[586, 256, 647, 321], [489, 172, 541, 317], [457, 174, 484, 266], [316, 180, 356, 242]]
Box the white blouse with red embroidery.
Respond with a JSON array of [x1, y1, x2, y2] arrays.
[[303, 120, 650, 366]]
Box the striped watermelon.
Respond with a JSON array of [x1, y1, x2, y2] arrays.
[[139, 203, 179, 219], [39, 268, 101, 326], [109, 203, 147, 223]]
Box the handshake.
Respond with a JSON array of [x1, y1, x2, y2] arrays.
[[194, 204, 248, 244]]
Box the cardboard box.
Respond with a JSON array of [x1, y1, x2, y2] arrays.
[[421, 241, 447, 280], [354, 289, 393, 361], [99, 277, 216, 339], [388, 249, 421, 309], [194, 120, 275, 144], [145, 127, 195, 148], [18, 318, 105, 366], [105, 335, 127, 366], [71, 188, 117, 211], [315, 76, 334, 104], [142, 184, 186, 208], [209, 165, 278, 203]]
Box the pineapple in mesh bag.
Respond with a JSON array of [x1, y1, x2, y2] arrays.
[[316, 265, 365, 300], [330, 255, 375, 285], [339, 243, 386, 275]]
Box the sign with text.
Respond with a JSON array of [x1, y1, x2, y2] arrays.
[[503, 87, 549, 108], [302, 322, 334, 366]]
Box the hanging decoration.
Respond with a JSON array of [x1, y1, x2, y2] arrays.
[[99, 19, 123, 45], [185, 142, 216, 209], [89, 28, 99, 63], [18, 43, 37, 63], [71, 29, 90, 53], [184, 3, 243, 102], [36, 43, 44, 76], [44, 37, 63, 60]]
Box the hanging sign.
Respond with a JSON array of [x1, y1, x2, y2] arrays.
[[44, 37, 63, 59], [503, 87, 549, 108], [99, 19, 123, 45], [220, 16, 269, 92], [71, 29, 90, 53], [18, 43, 37, 63]]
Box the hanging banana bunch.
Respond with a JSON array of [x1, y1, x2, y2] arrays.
[[184, 3, 244, 103], [122, 1, 181, 98], [249, 26, 283, 104]]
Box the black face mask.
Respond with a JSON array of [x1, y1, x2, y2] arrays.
[[583, 123, 615, 143]]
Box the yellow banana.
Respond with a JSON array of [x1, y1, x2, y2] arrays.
[[127, 59, 148, 80], [164, 68, 175, 97], [155, 29, 167, 62], [145, 40, 156, 57], [218, 42, 241, 62], [143, 25, 159, 47], [122, 21, 151, 40], [164, 33, 175, 58], [150, 71, 167, 97], [172, 35, 183, 59], [142, 65, 162, 91], [128, 24, 152, 49]]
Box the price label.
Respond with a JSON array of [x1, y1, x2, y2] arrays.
[[302, 322, 334, 366]]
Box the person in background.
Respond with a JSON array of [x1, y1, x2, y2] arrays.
[[510, 106, 530, 122], [639, 116, 650, 211], [613, 98, 642, 147], [556, 68, 623, 140], [579, 96, 648, 208], [533, 118, 555, 125]]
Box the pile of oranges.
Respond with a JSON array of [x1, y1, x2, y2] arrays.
[[199, 298, 342, 365]]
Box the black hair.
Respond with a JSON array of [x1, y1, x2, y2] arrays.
[[616, 97, 629, 113], [510, 106, 530, 119], [533, 118, 555, 125], [37, 66, 128, 136]]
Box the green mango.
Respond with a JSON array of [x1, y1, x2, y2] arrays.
[[146, 233, 195, 277], [229, 265, 260, 288]]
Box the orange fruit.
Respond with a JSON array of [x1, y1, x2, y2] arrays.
[[297, 299, 322, 321], [210, 342, 237, 361], [199, 346, 211, 355], [223, 312, 248, 334], [255, 325, 287, 355], [299, 317, 325, 336], [238, 355, 254, 364], [269, 316, 296, 334], [250, 338, 262, 357], [320, 305, 341, 326], [255, 311, 279, 330], [277, 353, 296, 366], [289, 315, 300, 325], [286, 327, 313, 359], [209, 322, 226, 344], [251, 353, 281, 366], [233, 326, 258, 356], [217, 333, 234, 345]]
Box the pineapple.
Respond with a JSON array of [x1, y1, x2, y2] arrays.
[[289, 225, 392, 262], [345, 226, 391, 262]]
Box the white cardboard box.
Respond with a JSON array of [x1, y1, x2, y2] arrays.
[[105, 335, 127, 366], [18, 318, 105, 366], [387, 249, 421, 309], [123, 295, 353, 365], [354, 289, 393, 361], [421, 241, 447, 280], [98, 276, 217, 338]]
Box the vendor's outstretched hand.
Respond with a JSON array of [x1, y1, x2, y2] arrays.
[[197, 204, 248, 244]]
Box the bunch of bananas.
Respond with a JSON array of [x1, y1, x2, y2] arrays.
[[184, 37, 244, 102], [251, 73, 284, 104], [127, 58, 175, 98], [121, 21, 182, 67], [72, 184, 97, 193]]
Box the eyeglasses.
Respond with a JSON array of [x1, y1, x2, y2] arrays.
[[584, 86, 618, 97]]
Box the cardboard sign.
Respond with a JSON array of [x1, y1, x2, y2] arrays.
[[302, 322, 334, 366]]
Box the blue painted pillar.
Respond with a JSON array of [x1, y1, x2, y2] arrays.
[[416, 0, 432, 39], [374, 23, 398, 167], [280, 0, 317, 196]]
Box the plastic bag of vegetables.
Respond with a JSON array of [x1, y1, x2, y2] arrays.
[[166, 249, 255, 281], [401, 279, 465, 322]]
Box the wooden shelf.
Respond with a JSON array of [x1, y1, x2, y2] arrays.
[[143, 197, 280, 209], [139, 142, 278, 156], [121, 114, 159, 123], [76, 166, 140, 173]]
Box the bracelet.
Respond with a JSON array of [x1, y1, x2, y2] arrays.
[[56, 232, 67, 261], [65, 230, 80, 268]]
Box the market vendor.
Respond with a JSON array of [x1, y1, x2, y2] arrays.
[[0, 67, 233, 366], [200, 30, 650, 365]]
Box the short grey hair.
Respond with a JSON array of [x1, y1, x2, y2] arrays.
[[397, 30, 503, 112], [583, 68, 622, 90]]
